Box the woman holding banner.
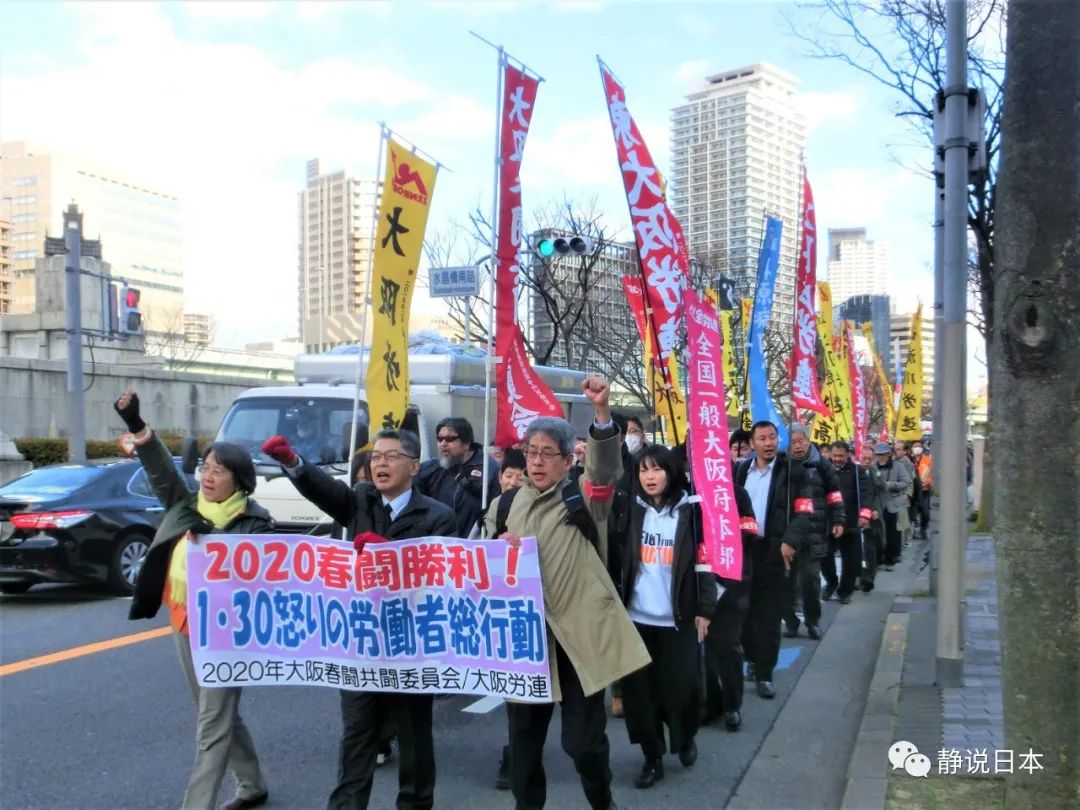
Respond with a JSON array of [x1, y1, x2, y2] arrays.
[[115, 389, 271, 810], [614, 445, 716, 789]]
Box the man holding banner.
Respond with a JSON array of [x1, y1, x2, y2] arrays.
[[260, 430, 454, 810]]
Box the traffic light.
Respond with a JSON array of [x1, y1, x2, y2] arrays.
[[118, 284, 143, 335], [533, 235, 594, 258]]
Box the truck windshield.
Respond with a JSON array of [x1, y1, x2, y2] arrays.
[[217, 397, 370, 466]]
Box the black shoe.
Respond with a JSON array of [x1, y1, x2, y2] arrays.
[[634, 757, 665, 788], [783, 619, 800, 638], [755, 680, 776, 699], [724, 710, 742, 731], [678, 739, 698, 767], [806, 625, 821, 640], [860, 581, 874, 593], [745, 662, 756, 682], [839, 594, 852, 605], [218, 793, 268, 810], [822, 584, 837, 601], [495, 745, 510, 790], [882, 564, 895, 572]]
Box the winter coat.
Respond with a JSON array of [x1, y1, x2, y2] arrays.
[[287, 463, 456, 542], [876, 459, 913, 514], [485, 423, 651, 700], [833, 461, 880, 531], [734, 453, 815, 570], [618, 494, 717, 628], [720, 485, 758, 587], [129, 433, 274, 621], [418, 443, 500, 538], [790, 445, 846, 559]]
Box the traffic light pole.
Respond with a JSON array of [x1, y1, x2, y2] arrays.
[[64, 206, 87, 463]]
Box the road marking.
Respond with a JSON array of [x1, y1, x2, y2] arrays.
[[0, 626, 171, 677], [462, 694, 504, 714]]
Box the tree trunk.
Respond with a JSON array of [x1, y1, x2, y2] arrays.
[[992, 1, 1080, 805]]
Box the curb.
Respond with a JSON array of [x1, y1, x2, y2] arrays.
[[840, 611, 910, 810]]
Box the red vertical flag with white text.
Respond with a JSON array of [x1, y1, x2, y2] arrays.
[[494, 60, 564, 448], [845, 321, 869, 459], [683, 288, 742, 580], [791, 172, 830, 416]]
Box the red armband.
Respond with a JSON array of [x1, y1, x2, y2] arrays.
[[859, 507, 873, 521], [353, 531, 389, 553], [826, 490, 843, 506], [583, 480, 614, 502], [794, 498, 814, 514], [740, 516, 761, 535]]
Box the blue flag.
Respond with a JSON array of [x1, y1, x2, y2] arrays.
[[747, 215, 789, 450]]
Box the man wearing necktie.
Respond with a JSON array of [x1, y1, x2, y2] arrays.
[[262, 428, 455, 810]]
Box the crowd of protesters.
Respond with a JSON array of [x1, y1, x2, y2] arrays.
[[114, 377, 933, 810]]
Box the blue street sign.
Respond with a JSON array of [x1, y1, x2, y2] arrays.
[[429, 265, 480, 298]]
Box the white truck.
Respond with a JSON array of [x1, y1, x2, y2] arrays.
[[210, 350, 592, 533]]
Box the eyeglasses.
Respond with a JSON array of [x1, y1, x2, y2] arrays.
[[196, 464, 229, 478], [436, 434, 461, 443], [524, 447, 567, 461], [370, 451, 416, 463]]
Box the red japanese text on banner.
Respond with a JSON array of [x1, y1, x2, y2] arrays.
[[599, 60, 685, 376], [791, 173, 829, 416], [682, 288, 742, 581], [845, 321, 868, 459], [494, 62, 563, 448]]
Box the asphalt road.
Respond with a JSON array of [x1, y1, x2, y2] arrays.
[[0, 583, 848, 810]]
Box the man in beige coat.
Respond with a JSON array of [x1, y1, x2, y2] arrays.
[[492, 374, 650, 810]]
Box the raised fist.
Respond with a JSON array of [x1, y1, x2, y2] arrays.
[[261, 435, 299, 468], [582, 374, 610, 406], [114, 388, 146, 434]]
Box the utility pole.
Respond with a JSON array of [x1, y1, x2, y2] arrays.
[[63, 203, 87, 463], [930, 158, 945, 598], [936, 0, 969, 687]]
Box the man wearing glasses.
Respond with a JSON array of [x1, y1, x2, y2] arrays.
[[418, 417, 499, 538], [490, 375, 650, 810], [260, 428, 455, 810]]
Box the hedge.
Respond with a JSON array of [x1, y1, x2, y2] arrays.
[[14, 433, 213, 468]]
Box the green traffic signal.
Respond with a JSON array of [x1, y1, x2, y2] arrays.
[[537, 238, 556, 257]]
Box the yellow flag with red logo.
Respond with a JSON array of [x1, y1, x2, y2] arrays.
[[367, 139, 439, 431], [644, 323, 687, 445], [739, 297, 753, 430], [895, 305, 924, 440], [811, 282, 854, 445], [861, 321, 897, 438], [705, 289, 741, 418]]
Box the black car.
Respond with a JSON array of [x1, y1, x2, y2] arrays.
[[0, 457, 195, 596]]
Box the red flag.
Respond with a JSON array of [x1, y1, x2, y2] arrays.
[[791, 172, 830, 416], [494, 62, 564, 447], [845, 322, 869, 459]]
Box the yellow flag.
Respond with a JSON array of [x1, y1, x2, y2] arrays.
[[812, 282, 854, 444], [895, 305, 924, 440], [739, 297, 753, 430], [861, 321, 896, 438], [644, 323, 687, 444], [705, 288, 740, 417], [367, 140, 438, 430]]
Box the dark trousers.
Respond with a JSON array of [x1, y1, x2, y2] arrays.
[[917, 493, 931, 535], [860, 525, 882, 586], [329, 691, 435, 810], [820, 536, 839, 590], [835, 531, 862, 598], [784, 550, 822, 628], [883, 511, 902, 565], [622, 621, 700, 759], [705, 582, 750, 716], [741, 544, 786, 682], [508, 643, 611, 810]]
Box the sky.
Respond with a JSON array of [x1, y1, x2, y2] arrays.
[[0, 0, 952, 364]]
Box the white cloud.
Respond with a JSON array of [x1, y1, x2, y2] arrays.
[[674, 59, 711, 90], [796, 88, 864, 133], [179, 1, 277, 22]]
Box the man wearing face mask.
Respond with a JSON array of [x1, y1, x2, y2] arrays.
[[417, 417, 499, 538], [624, 417, 647, 459]]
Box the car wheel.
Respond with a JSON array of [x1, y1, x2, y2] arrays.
[[109, 532, 151, 595], [0, 583, 32, 595]]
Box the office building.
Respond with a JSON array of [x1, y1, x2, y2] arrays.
[[183, 312, 214, 347], [0, 217, 11, 315], [891, 309, 936, 409], [838, 293, 892, 370], [826, 228, 891, 304], [298, 158, 378, 352], [0, 141, 184, 330], [670, 63, 807, 331]]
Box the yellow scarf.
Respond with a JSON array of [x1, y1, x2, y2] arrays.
[[167, 490, 248, 608]]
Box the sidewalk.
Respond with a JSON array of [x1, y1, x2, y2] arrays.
[[841, 534, 1005, 809]]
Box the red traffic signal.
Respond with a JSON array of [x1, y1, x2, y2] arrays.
[[117, 283, 143, 336], [125, 288, 140, 308]]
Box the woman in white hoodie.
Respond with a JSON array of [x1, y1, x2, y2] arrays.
[[613, 445, 717, 789]]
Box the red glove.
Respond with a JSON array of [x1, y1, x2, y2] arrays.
[[353, 531, 388, 554], [261, 435, 299, 467]]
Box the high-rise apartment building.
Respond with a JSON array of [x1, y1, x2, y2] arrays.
[[890, 310, 935, 410], [838, 294, 892, 370], [183, 312, 214, 347], [0, 141, 184, 329], [670, 63, 806, 330], [527, 231, 639, 380], [0, 216, 11, 315], [827, 228, 891, 303], [298, 159, 378, 352]]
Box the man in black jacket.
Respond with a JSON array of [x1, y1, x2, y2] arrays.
[[417, 417, 499, 538], [734, 421, 814, 699], [784, 424, 845, 634], [262, 429, 455, 810]]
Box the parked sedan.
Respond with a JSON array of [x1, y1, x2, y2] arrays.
[[0, 458, 195, 595]]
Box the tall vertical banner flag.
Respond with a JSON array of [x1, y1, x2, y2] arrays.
[[494, 61, 564, 448], [747, 216, 788, 449], [706, 289, 741, 417], [622, 277, 685, 443], [844, 321, 868, 459], [739, 297, 753, 430], [861, 321, 896, 438], [791, 174, 830, 416], [683, 288, 742, 580], [367, 140, 438, 430], [894, 305, 924, 440], [812, 282, 854, 445], [599, 60, 685, 387]]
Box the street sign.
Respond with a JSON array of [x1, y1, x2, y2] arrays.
[[429, 265, 480, 298]]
